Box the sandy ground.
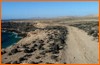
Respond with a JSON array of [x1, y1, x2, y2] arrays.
[[62, 26, 98, 64]]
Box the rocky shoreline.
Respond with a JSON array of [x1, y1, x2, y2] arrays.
[[2, 22, 38, 37]]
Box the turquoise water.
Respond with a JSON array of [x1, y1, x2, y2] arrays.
[[2, 32, 22, 48]]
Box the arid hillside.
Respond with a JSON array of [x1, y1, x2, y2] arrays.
[[1, 16, 99, 64]]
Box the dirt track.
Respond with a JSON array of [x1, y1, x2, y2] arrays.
[[62, 26, 98, 64]]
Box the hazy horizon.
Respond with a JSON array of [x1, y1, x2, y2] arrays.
[[2, 2, 98, 20]]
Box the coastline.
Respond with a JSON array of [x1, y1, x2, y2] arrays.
[[2, 31, 22, 48]]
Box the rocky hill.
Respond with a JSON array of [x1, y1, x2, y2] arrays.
[[2, 25, 68, 64]]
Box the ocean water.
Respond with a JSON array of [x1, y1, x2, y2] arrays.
[[2, 32, 22, 48]]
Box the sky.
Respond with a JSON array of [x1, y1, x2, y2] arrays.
[[2, 2, 98, 19]]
